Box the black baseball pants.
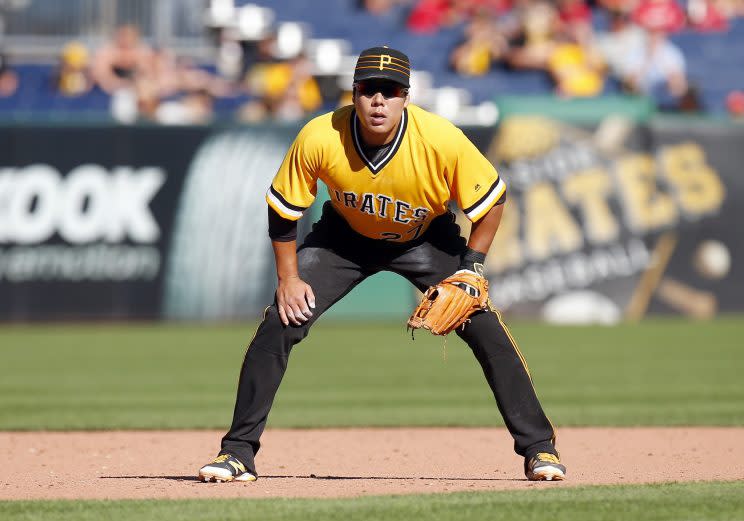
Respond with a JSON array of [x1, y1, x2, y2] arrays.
[[221, 202, 557, 475]]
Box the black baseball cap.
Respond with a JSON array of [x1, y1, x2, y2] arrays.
[[353, 46, 411, 88]]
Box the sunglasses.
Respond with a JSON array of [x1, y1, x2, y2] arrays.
[[354, 81, 409, 99]]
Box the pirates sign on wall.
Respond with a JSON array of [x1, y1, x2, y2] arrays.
[[470, 116, 737, 323]]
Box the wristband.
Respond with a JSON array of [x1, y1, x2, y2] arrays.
[[459, 247, 486, 277]]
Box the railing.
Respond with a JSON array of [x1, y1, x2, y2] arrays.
[[1, 0, 212, 60]]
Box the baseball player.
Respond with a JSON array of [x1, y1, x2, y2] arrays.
[[199, 46, 566, 483]]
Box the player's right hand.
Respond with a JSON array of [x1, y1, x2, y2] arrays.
[[275, 276, 316, 326]]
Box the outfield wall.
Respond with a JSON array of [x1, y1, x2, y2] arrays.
[[0, 117, 741, 322]]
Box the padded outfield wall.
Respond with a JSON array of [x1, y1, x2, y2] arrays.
[[0, 114, 741, 322]]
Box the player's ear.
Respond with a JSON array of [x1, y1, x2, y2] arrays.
[[403, 90, 410, 108]]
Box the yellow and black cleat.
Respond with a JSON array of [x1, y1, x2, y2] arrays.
[[525, 452, 566, 481], [199, 453, 257, 482]]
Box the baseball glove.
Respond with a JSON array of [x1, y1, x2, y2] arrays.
[[407, 270, 489, 336]]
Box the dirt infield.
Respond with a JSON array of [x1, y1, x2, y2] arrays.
[[1, 427, 742, 500]]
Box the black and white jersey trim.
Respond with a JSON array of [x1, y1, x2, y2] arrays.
[[351, 108, 408, 174], [463, 177, 507, 220], [266, 185, 306, 219]]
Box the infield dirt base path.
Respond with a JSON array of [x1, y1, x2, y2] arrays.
[[1, 427, 743, 500]]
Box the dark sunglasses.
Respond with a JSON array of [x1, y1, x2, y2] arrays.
[[354, 81, 408, 99]]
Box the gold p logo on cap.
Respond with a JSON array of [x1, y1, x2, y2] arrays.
[[353, 46, 411, 87], [379, 54, 392, 70]]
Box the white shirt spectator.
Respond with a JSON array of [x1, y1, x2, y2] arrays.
[[621, 35, 686, 94], [595, 24, 646, 78]]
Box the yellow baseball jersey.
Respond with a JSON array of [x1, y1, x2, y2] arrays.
[[266, 104, 505, 243]]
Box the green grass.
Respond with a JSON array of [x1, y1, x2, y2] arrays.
[[1, 481, 743, 521], [0, 317, 743, 429]]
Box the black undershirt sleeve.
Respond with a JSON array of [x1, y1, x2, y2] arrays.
[[268, 206, 298, 242]]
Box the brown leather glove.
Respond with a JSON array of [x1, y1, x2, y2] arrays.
[[407, 270, 489, 336]]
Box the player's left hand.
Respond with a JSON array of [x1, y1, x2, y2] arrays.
[[407, 270, 489, 335]]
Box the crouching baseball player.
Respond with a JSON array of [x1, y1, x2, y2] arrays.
[[199, 46, 566, 483]]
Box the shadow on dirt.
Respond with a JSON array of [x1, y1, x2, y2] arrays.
[[101, 475, 521, 482]]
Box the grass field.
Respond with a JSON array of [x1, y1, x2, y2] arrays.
[[1, 317, 743, 430], [2, 482, 743, 521], [1, 317, 742, 520]]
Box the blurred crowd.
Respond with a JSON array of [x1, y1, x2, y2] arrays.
[[0, 21, 324, 124], [55, 24, 233, 124], [375, 0, 744, 114], [2, 0, 744, 122]]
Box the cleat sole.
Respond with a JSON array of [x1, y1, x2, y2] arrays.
[[199, 472, 256, 483], [527, 471, 565, 481]]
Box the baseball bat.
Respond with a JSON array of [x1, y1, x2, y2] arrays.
[[624, 232, 678, 322], [656, 277, 717, 320]]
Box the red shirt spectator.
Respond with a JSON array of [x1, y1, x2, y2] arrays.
[[726, 90, 744, 117], [598, 0, 641, 13], [407, 0, 455, 34], [460, 0, 512, 17], [558, 0, 593, 44], [688, 0, 729, 32], [558, 0, 592, 25], [632, 0, 686, 33], [0, 52, 18, 97]]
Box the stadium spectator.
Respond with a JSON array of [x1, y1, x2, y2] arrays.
[[239, 50, 322, 122], [597, 0, 640, 11], [56, 42, 93, 96], [505, 1, 560, 70], [269, 53, 323, 121], [594, 9, 646, 81], [155, 88, 215, 125], [361, 0, 404, 15], [150, 48, 233, 99], [620, 0, 693, 108], [547, 31, 605, 97], [631, 0, 686, 33], [132, 75, 160, 121], [455, 0, 512, 18], [148, 48, 183, 99], [712, 0, 744, 18], [688, 0, 729, 31], [406, 0, 463, 34], [132, 60, 224, 124], [0, 52, 18, 97], [450, 13, 508, 76], [726, 90, 744, 118], [556, 0, 594, 44], [92, 24, 154, 94]]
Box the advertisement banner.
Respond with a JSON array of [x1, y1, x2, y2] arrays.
[[0, 125, 208, 319], [161, 126, 300, 320], [1, 117, 742, 321], [469, 116, 742, 322]]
